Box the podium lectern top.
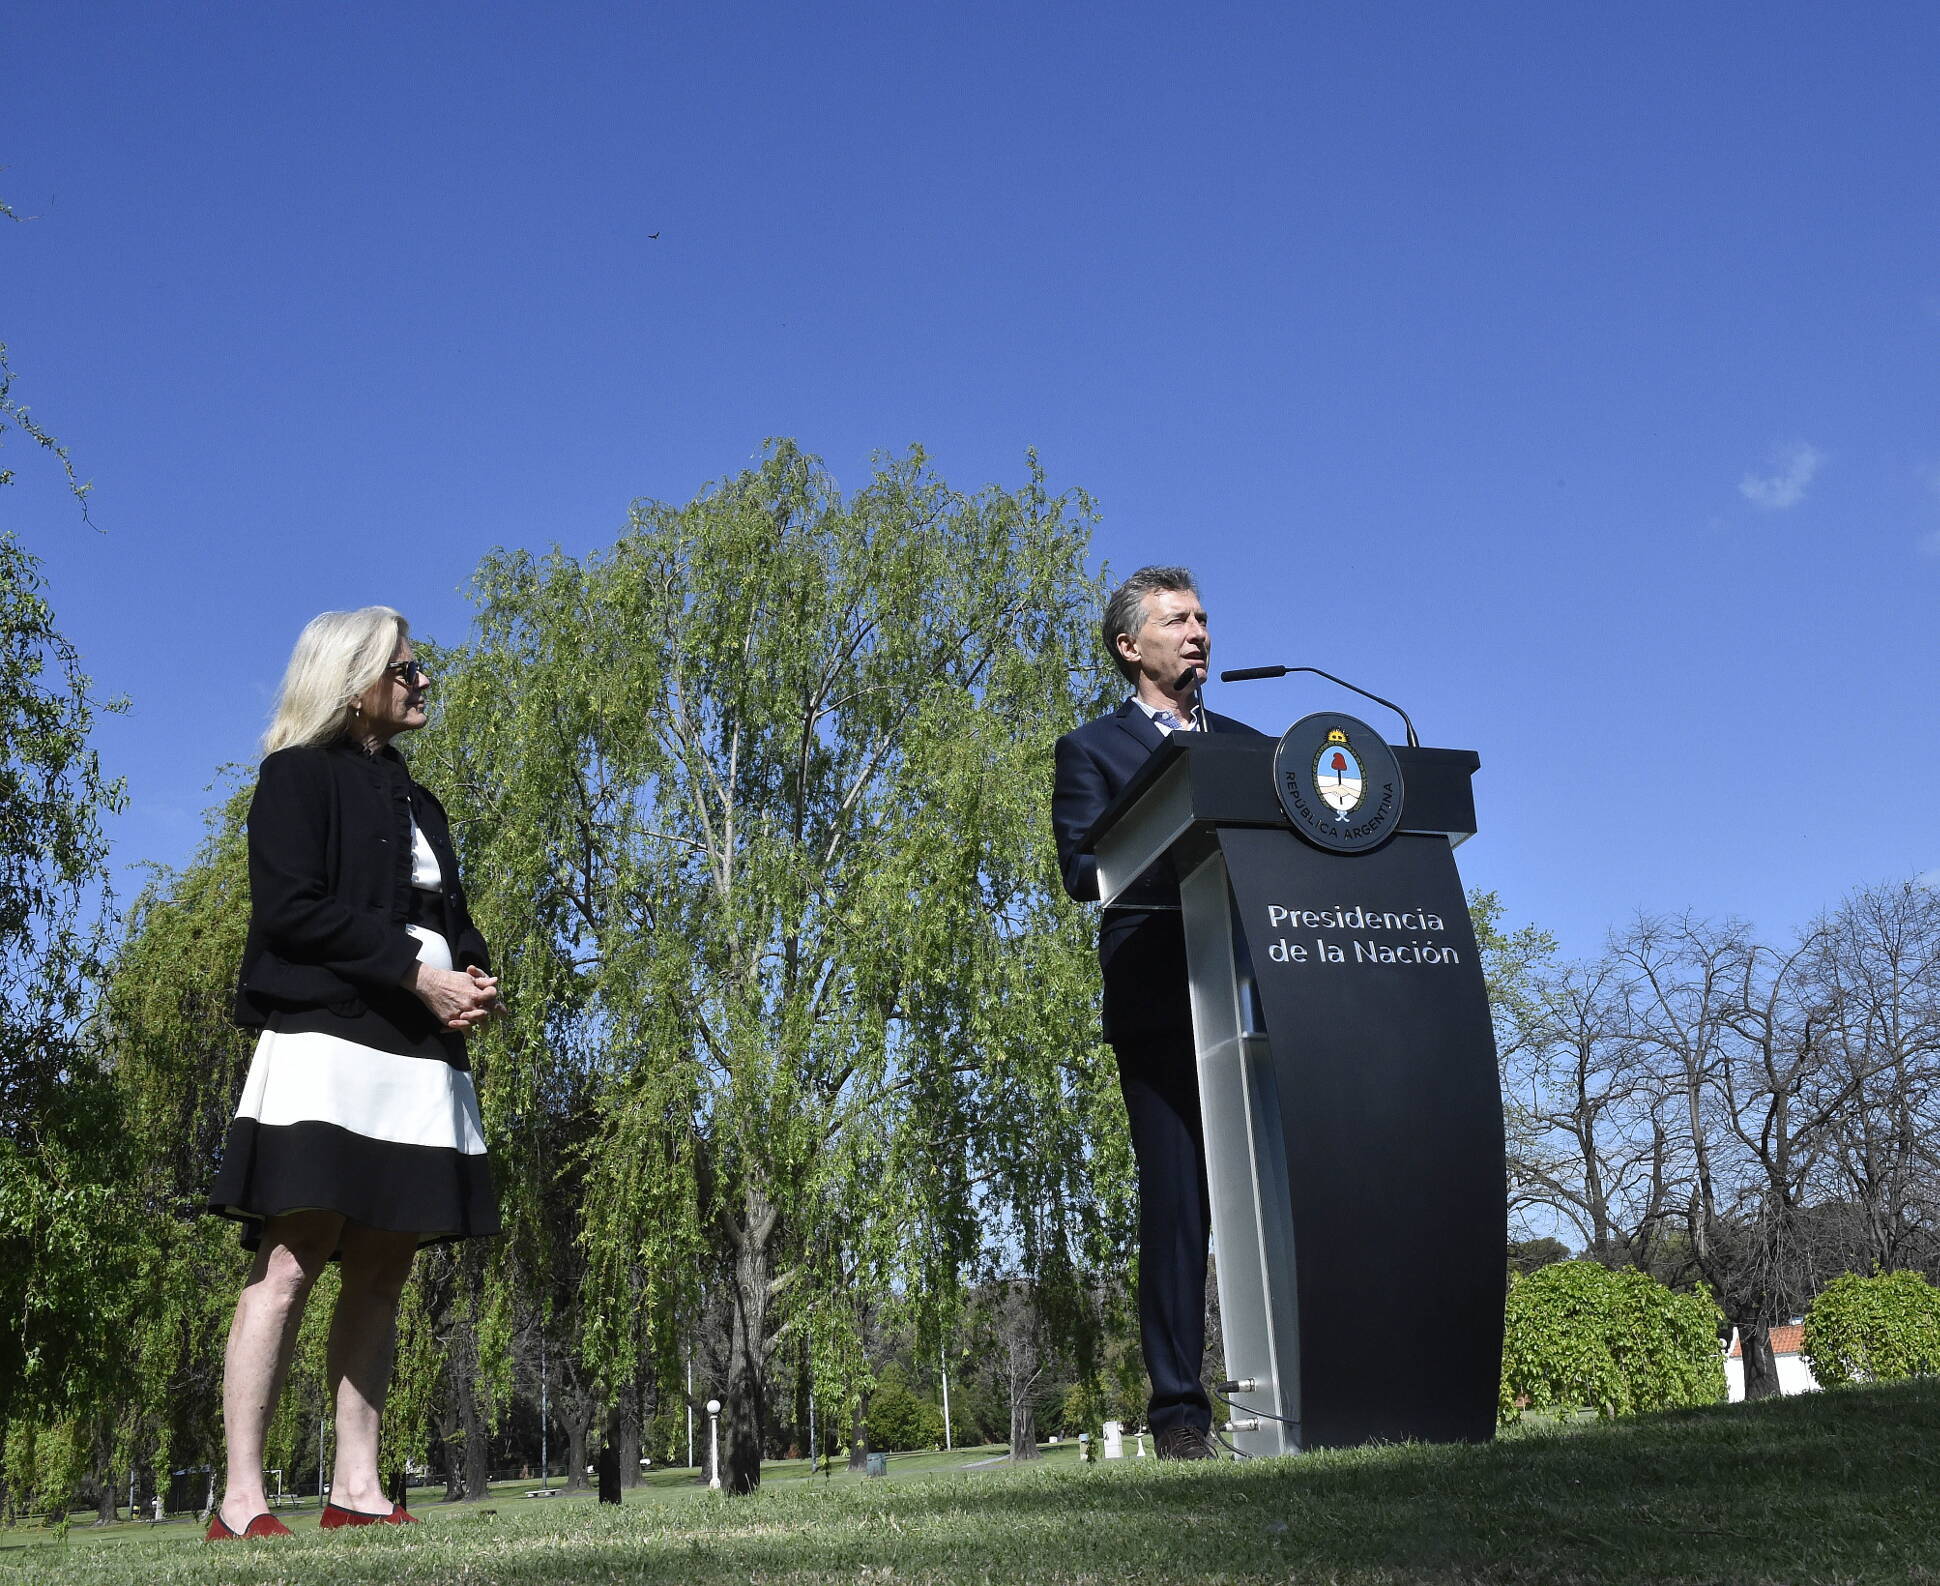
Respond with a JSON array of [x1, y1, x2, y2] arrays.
[[1083, 733, 1479, 909]]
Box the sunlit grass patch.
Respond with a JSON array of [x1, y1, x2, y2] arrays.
[[3, 1383, 1936, 1583]]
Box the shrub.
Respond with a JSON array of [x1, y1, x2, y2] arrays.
[[1801, 1270, 1940, 1388], [865, 1366, 943, 1452], [1500, 1261, 1725, 1424]]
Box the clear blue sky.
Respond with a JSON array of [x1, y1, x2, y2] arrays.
[[5, 2, 1937, 960]]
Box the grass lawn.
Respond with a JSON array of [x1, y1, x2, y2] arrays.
[[3, 1382, 1935, 1583]]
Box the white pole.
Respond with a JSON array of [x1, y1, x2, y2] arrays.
[[940, 1349, 952, 1452], [686, 1358, 694, 1469], [540, 1336, 550, 1487], [706, 1399, 722, 1490]]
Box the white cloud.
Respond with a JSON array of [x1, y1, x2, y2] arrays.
[[1738, 442, 1825, 511]]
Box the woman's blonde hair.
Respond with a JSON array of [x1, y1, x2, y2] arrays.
[[263, 606, 411, 755]]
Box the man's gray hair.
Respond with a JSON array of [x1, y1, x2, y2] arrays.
[[1102, 566, 1197, 683]]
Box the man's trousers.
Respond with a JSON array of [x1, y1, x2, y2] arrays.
[[1113, 1035, 1212, 1435]]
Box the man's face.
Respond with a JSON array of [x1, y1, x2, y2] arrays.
[[1117, 587, 1210, 692]]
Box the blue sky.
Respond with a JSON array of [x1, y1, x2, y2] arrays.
[[5, 1, 1937, 961]]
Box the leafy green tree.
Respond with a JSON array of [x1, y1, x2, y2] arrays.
[[411, 440, 1126, 1491], [1801, 1270, 1940, 1388], [1507, 1237, 1571, 1280], [1057, 1378, 1104, 1441], [0, 236, 124, 1502], [1, 195, 92, 511], [1469, 890, 1557, 1033], [864, 1365, 941, 1452], [1500, 1261, 1725, 1422], [0, 562, 129, 1477]]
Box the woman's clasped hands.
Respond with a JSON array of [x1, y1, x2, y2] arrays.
[[406, 963, 503, 1031]]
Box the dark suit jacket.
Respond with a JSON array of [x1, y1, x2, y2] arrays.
[[233, 739, 490, 1029], [1052, 700, 1265, 1044]]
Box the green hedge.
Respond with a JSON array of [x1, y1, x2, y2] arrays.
[[866, 1366, 944, 1452], [1801, 1270, 1940, 1388], [1500, 1261, 1725, 1423]]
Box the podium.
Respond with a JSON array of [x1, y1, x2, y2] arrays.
[[1084, 726, 1504, 1456]]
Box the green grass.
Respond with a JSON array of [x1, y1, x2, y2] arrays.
[[4, 1384, 1936, 1583]]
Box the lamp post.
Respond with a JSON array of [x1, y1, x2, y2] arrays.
[[705, 1399, 722, 1490]]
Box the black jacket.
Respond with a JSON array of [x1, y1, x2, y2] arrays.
[[1051, 700, 1265, 1044], [233, 739, 490, 1029]]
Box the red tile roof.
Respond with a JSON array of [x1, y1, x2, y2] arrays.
[[1727, 1324, 1804, 1359]]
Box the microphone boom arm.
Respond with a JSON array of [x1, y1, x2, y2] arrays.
[[1217, 664, 1421, 749]]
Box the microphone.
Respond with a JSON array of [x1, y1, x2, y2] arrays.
[[1217, 664, 1421, 749], [1174, 664, 1202, 693]]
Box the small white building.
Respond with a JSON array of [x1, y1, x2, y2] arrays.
[[1723, 1324, 1820, 1402]]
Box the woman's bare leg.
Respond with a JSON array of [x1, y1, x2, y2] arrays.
[[219, 1211, 344, 1531], [323, 1223, 420, 1512]]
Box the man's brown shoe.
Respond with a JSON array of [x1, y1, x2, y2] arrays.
[[1154, 1424, 1218, 1461]]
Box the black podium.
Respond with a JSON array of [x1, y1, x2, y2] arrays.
[[1084, 725, 1504, 1456]]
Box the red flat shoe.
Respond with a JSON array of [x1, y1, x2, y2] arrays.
[[205, 1509, 294, 1541], [321, 1501, 418, 1528]]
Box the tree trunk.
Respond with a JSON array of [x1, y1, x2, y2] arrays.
[[459, 1371, 492, 1498], [462, 1407, 491, 1499], [1008, 1394, 1039, 1461], [1740, 1323, 1782, 1401], [722, 1188, 775, 1494], [434, 1407, 464, 1502], [444, 1314, 495, 1499], [90, 1426, 118, 1524], [1004, 1290, 1042, 1462], [1202, 1257, 1224, 1407], [598, 1409, 623, 1504], [847, 1393, 870, 1472], [618, 1387, 643, 1487], [552, 1364, 602, 1492]]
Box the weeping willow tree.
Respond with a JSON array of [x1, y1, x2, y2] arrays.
[[414, 441, 1130, 1491], [0, 260, 127, 1505], [0, 534, 133, 1516]]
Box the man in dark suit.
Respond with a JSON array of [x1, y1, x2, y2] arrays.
[[1051, 566, 1265, 1460]]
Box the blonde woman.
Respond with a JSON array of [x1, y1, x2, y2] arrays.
[[205, 607, 500, 1539]]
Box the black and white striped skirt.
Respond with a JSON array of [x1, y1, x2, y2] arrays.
[[209, 927, 500, 1249]]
